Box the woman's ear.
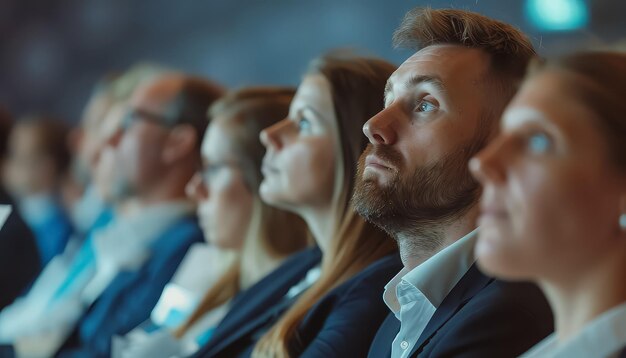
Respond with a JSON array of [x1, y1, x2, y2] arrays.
[[162, 124, 197, 164]]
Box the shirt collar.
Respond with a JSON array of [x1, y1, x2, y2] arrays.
[[92, 200, 195, 267], [523, 301, 626, 358], [384, 228, 479, 313]]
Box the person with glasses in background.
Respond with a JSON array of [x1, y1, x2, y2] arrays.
[[114, 86, 309, 358], [0, 71, 224, 358]]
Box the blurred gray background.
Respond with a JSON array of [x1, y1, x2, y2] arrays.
[[1, 0, 624, 122]]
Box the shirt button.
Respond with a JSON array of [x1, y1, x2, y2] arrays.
[[400, 341, 409, 350]]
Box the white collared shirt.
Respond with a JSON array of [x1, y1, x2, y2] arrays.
[[82, 201, 195, 304], [522, 302, 626, 358], [384, 229, 478, 358]]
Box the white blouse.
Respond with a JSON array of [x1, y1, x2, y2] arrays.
[[523, 301, 626, 358]]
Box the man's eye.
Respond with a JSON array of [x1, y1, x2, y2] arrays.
[[527, 132, 553, 154], [415, 100, 437, 113]]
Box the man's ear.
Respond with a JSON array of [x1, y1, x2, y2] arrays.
[[162, 124, 197, 164]]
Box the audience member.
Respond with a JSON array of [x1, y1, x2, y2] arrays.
[[194, 53, 400, 358], [0, 106, 40, 310], [56, 73, 224, 357], [3, 115, 74, 265], [470, 51, 626, 358], [0, 66, 163, 349], [353, 8, 553, 357], [115, 86, 309, 357]]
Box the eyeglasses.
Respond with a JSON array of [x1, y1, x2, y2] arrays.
[[198, 162, 239, 184], [121, 108, 175, 130]]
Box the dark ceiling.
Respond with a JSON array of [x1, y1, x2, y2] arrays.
[[1, 0, 624, 123]]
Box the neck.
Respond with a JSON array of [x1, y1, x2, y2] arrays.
[[114, 194, 189, 218], [297, 205, 338, 254], [398, 205, 479, 270], [540, 244, 626, 343], [237, 201, 290, 290], [136, 169, 192, 206], [239, 251, 284, 290]]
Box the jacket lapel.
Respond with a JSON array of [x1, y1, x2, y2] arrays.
[[197, 247, 321, 356], [368, 313, 400, 358], [409, 264, 493, 357]]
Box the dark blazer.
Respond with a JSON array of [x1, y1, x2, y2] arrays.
[[193, 246, 322, 358], [57, 216, 204, 358], [0, 187, 40, 310], [198, 252, 402, 358], [292, 253, 402, 357], [369, 263, 553, 357], [368, 312, 400, 357]]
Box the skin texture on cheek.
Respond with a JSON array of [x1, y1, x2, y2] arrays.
[[281, 137, 335, 208], [260, 75, 338, 212], [206, 171, 252, 250], [476, 72, 624, 283], [199, 121, 254, 250]]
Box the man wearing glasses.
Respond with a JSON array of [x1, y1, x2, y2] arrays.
[[3, 72, 224, 358]]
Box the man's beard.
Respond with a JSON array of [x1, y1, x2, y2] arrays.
[[352, 133, 487, 257]]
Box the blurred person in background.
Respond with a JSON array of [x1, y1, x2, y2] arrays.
[[52, 72, 224, 358], [0, 106, 41, 310], [66, 66, 165, 243], [0, 66, 164, 350], [0, 69, 223, 358], [3, 114, 74, 266], [64, 76, 119, 237], [115, 86, 310, 358], [194, 53, 400, 358], [470, 51, 626, 358], [356, 8, 553, 357]]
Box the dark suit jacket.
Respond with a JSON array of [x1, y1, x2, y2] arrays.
[[0, 187, 40, 310], [193, 247, 322, 358], [292, 253, 402, 357], [198, 252, 402, 358], [369, 264, 553, 358], [57, 216, 203, 358]]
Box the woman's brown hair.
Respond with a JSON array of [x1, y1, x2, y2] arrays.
[[253, 54, 399, 357], [527, 51, 626, 171], [175, 87, 309, 337]]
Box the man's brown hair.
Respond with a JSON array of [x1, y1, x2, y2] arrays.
[[394, 7, 537, 116]]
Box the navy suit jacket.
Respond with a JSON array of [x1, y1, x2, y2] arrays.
[[57, 216, 203, 358], [197, 252, 402, 358], [0, 187, 40, 310], [368, 264, 553, 358], [193, 246, 322, 358]]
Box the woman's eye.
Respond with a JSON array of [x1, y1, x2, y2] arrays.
[[415, 100, 437, 113], [203, 164, 222, 178], [297, 117, 312, 132], [527, 132, 553, 154]]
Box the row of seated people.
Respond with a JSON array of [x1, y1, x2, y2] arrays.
[[0, 6, 624, 358]]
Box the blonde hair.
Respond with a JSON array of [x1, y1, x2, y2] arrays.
[[253, 54, 398, 357], [175, 87, 309, 337]]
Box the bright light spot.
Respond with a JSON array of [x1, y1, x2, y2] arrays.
[[526, 0, 589, 31]]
